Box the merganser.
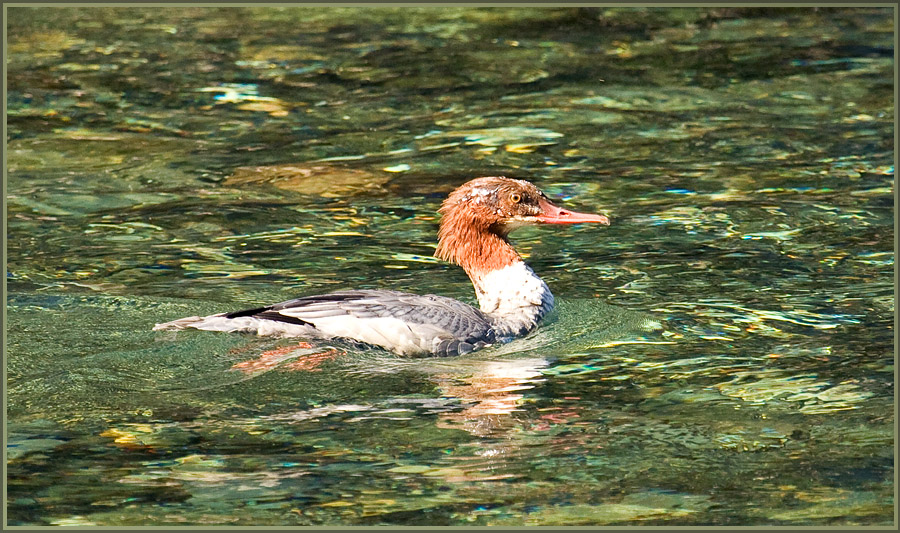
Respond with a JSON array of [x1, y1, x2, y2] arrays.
[[154, 176, 610, 356]]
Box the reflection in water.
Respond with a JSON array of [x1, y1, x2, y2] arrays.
[[229, 342, 342, 373], [433, 357, 549, 436]]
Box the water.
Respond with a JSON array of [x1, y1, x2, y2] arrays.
[[6, 7, 894, 526]]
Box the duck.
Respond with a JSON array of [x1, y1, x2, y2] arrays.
[[154, 176, 609, 356]]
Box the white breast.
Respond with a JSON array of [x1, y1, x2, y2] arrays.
[[472, 261, 555, 336]]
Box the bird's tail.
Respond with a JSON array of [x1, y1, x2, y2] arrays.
[[153, 315, 208, 331]]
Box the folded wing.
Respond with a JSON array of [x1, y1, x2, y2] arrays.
[[155, 290, 497, 356]]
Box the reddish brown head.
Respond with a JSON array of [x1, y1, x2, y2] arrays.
[[435, 177, 609, 277]]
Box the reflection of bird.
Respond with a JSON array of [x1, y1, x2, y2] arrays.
[[434, 357, 550, 437], [154, 177, 609, 356]]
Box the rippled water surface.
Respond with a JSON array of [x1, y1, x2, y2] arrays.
[[6, 7, 895, 526]]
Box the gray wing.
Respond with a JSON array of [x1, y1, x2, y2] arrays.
[[225, 290, 497, 356]]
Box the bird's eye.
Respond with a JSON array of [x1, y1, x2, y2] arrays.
[[510, 193, 522, 204]]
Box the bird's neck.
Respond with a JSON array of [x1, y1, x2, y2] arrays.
[[436, 222, 554, 337]]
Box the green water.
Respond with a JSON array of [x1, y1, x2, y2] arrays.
[[6, 7, 894, 526]]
